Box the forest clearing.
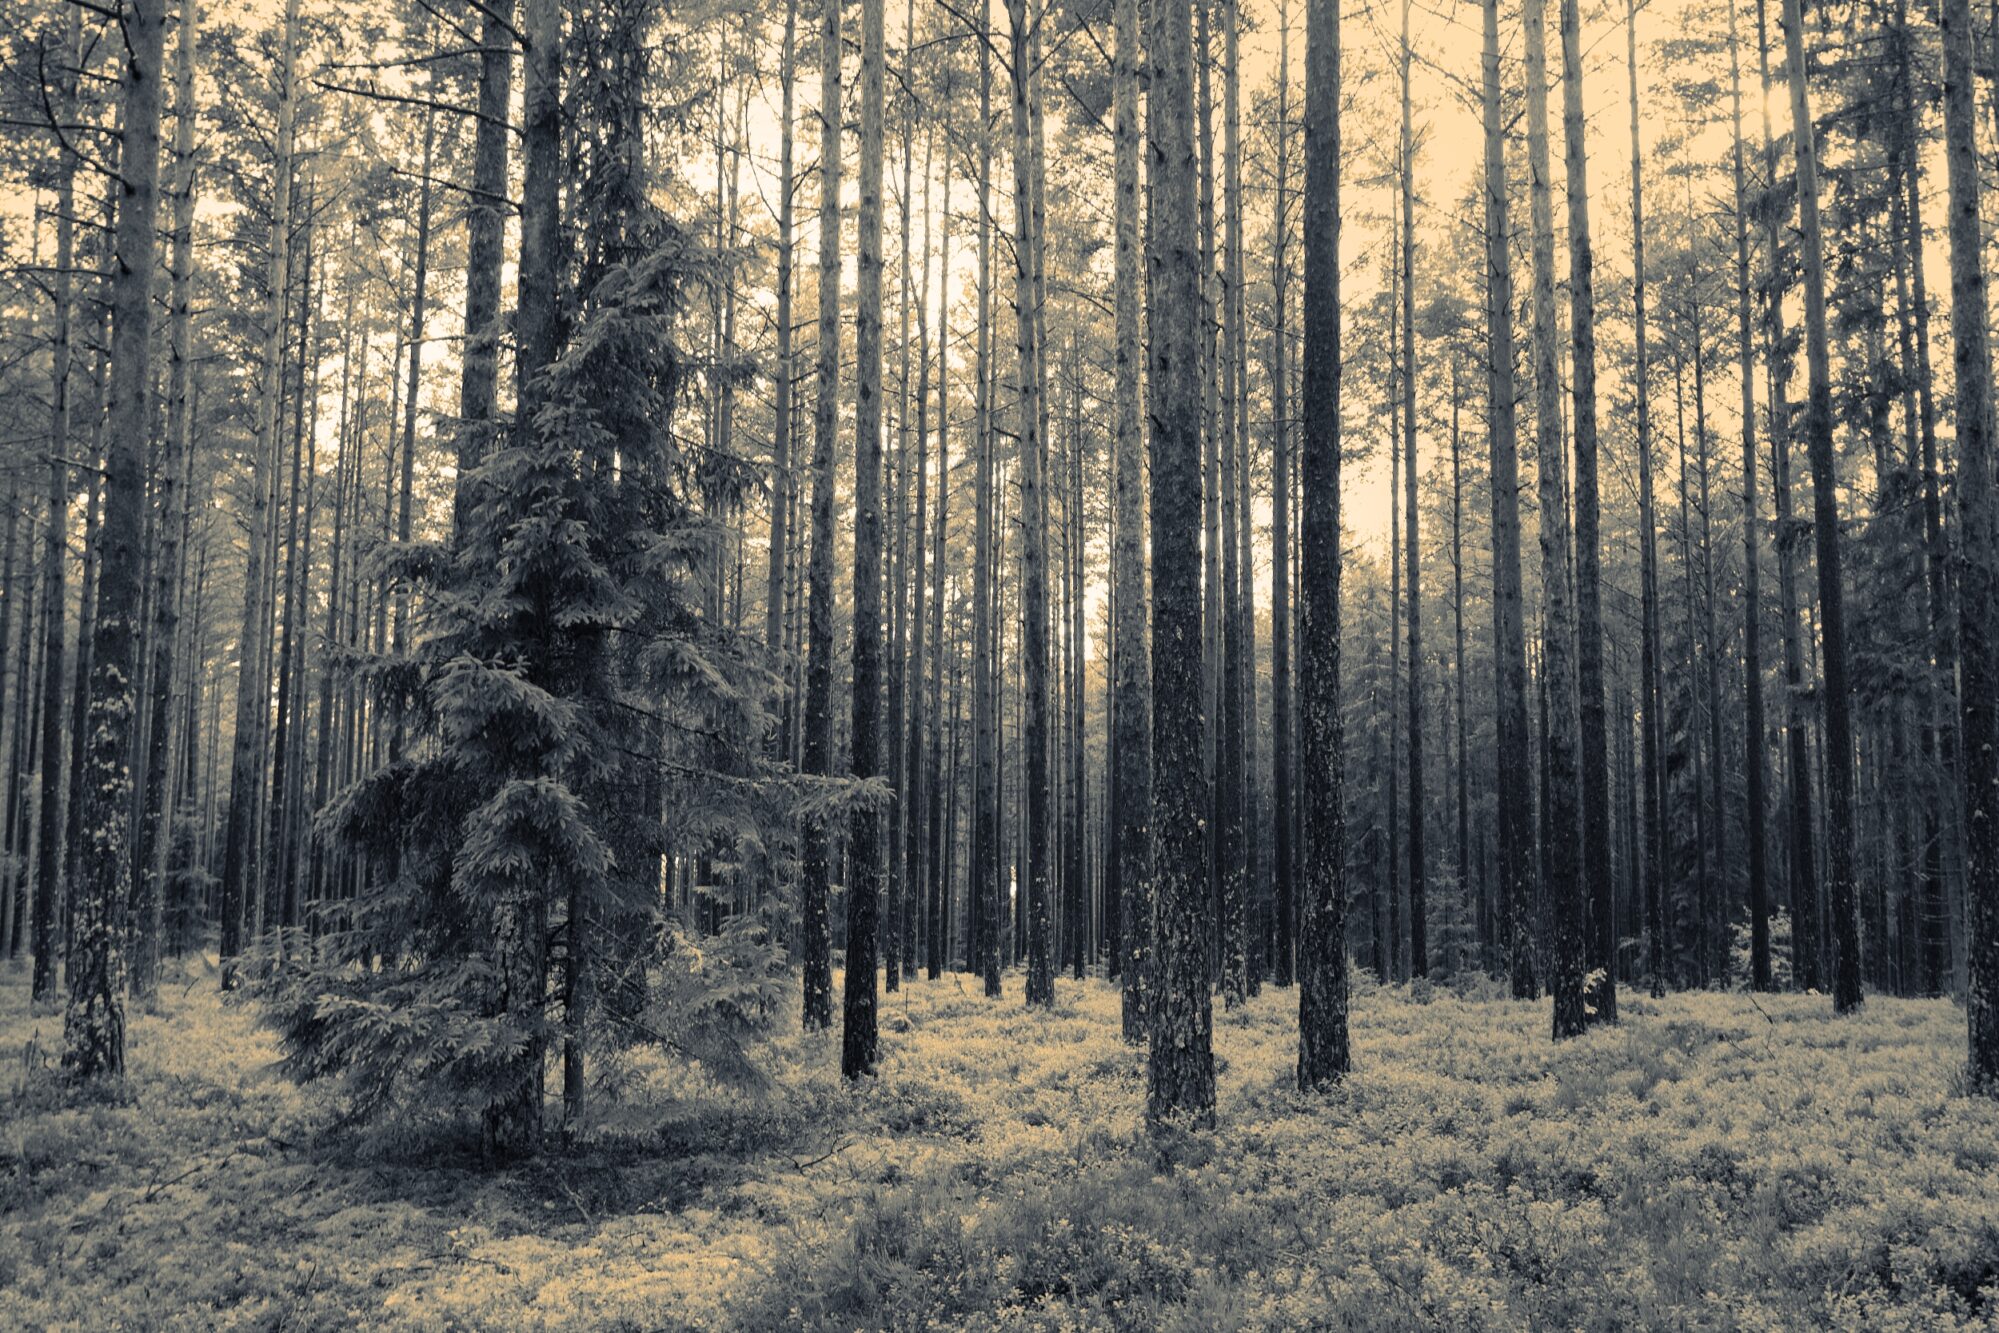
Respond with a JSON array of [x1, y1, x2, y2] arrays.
[[7, 961, 1999, 1329]]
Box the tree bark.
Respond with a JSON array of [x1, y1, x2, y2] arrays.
[[1297, 0, 1350, 1091], [63, 0, 167, 1079]]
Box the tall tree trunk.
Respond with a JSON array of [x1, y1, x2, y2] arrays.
[[1779, 0, 1862, 1012], [135, 0, 201, 1003], [63, 0, 167, 1078], [1625, 0, 1666, 999], [1297, 0, 1350, 1090], [1399, 0, 1425, 980], [972, 12, 1001, 998], [1942, 0, 1999, 1088], [800, 0, 842, 1033], [1007, 0, 1054, 1010], [1215, 0, 1248, 1008], [1484, 0, 1535, 1001], [1727, 1, 1770, 990], [219, 0, 299, 983], [455, 0, 512, 534], [1525, 0, 1586, 1039], [767, 0, 798, 663], [926, 156, 951, 981], [1113, 0, 1152, 1036], [1148, 0, 1217, 1122], [1561, 0, 1612, 1024], [485, 0, 560, 1157], [842, 0, 887, 1076], [1755, 0, 1819, 993], [32, 4, 82, 1007], [1268, 0, 1295, 990]]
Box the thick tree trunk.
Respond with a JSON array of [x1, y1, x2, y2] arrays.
[[1147, 0, 1216, 1123], [1941, 0, 1999, 1089], [1297, 0, 1349, 1091], [62, 0, 166, 1079]]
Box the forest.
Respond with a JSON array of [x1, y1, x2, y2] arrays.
[[1, 0, 1998, 1318]]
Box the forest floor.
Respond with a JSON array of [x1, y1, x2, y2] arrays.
[[4, 960, 1999, 1331]]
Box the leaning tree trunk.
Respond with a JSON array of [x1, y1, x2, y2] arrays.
[[62, 0, 167, 1080]]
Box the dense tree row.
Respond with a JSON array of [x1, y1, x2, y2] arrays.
[[1, 0, 1996, 1139]]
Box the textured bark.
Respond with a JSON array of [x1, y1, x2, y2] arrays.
[[1297, 0, 1349, 1092], [1525, 0, 1585, 1039], [1113, 0, 1152, 1038], [1779, 0, 1862, 1013], [1147, 0, 1216, 1123], [842, 0, 886, 1077], [1941, 0, 1999, 1089], [483, 0, 562, 1157], [63, 0, 167, 1080], [926, 160, 951, 982], [455, 0, 512, 536], [1483, 0, 1535, 1002], [799, 0, 841, 1033]]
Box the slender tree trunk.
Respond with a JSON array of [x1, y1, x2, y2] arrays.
[[842, 0, 887, 1076], [972, 13, 1001, 998], [1625, 0, 1667, 999], [1754, 0, 1819, 993], [1727, 4, 1770, 991], [1113, 0, 1152, 1035], [1779, 0, 1862, 1011], [62, 0, 166, 1079], [32, 5, 82, 1007], [1400, 0, 1425, 979], [1525, 0, 1586, 1038], [1561, 0, 1612, 1024], [800, 0, 842, 1033], [455, 0, 512, 534], [219, 0, 299, 982], [1269, 0, 1295, 990], [926, 157, 951, 981], [1484, 0, 1535, 1001]]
